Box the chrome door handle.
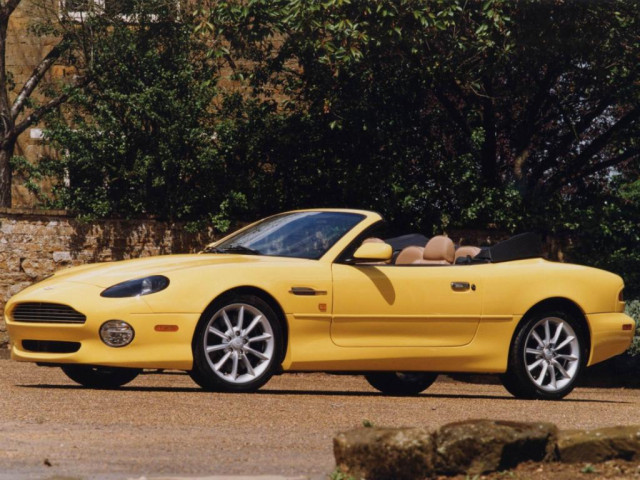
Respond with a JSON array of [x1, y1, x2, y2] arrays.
[[451, 281, 471, 291]]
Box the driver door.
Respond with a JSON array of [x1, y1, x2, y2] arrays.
[[330, 263, 483, 347]]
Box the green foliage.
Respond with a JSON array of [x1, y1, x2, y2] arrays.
[[10, 156, 45, 199], [25, 0, 640, 296], [202, 0, 640, 238], [329, 469, 357, 480], [362, 419, 374, 428], [563, 172, 640, 297], [31, 1, 248, 228]]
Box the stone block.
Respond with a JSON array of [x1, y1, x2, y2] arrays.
[[334, 427, 435, 480], [20, 258, 55, 279], [5, 255, 21, 272], [4, 281, 33, 301], [52, 251, 73, 263], [434, 419, 558, 475], [557, 426, 640, 463]]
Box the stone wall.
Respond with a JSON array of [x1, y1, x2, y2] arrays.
[[0, 208, 216, 349]]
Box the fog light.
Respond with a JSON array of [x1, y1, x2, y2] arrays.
[[100, 320, 134, 347]]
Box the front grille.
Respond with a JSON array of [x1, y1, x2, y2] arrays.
[[12, 303, 87, 324], [22, 340, 81, 353]]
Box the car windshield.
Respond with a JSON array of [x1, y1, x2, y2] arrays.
[[205, 211, 365, 259]]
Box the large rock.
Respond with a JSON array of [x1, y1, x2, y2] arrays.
[[333, 427, 435, 480], [557, 426, 640, 463], [434, 419, 557, 475]]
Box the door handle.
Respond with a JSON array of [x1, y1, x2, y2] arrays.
[[289, 287, 327, 296], [451, 281, 471, 291]]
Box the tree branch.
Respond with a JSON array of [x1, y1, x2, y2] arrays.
[[432, 87, 472, 138], [542, 106, 640, 194], [480, 75, 498, 186], [14, 94, 68, 137], [11, 40, 69, 120], [2, 0, 22, 18], [14, 77, 90, 137], [569, 105, 640, 166], [528, 97, 629, 192], [535, 94, 614, 173], [513, 66, 561, 158], [566, 146, 640, 184]]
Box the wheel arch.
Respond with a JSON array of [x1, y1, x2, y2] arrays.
[[517, 297, 591, 358], [193, 286, 289, 365]]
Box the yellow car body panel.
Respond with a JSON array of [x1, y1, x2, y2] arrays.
[[4, 208, 634, 377]]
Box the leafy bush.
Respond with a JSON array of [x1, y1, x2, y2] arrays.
[[626, 300, 640, 356], [26, 1, 250, 231]]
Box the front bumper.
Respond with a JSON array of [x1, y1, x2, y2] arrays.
[[6, 281, 199, 370]]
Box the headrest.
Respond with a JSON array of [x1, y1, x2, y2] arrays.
[[395, 245, 424, 264], [423, 235, 455, 263], [454, 246, 481, 260]]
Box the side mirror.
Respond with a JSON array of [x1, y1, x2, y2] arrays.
[[352, 243, 393, 263]]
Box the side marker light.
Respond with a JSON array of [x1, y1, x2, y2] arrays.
[[155, 325, 179, 332]]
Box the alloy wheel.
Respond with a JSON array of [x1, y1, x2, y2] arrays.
[[202, 303, 275, 385], [523, 316, 580, 392]]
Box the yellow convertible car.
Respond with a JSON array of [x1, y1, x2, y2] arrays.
[[5, 209, 635, 399]]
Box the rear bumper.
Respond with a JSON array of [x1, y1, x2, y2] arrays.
[[587, 312, 635, 366]]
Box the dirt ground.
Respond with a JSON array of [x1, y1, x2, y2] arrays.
[[0, 357, 639, 479]]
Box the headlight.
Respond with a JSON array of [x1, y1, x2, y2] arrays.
[[100, 275, 170, 298]]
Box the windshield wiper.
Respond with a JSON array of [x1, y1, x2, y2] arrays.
[[206, 244, 261, 255]]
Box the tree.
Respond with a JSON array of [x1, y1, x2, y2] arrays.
[[31, 1, 247, 227], [0, 0, 180, 207], [0, 0, 62, 206], [30, 0, 640, 290], [199, 0, 640, 233]]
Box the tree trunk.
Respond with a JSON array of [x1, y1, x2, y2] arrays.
[[0, 9, 13, 208], [0, 142, 14, 207]]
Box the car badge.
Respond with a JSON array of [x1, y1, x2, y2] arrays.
[[43, 286, 54, 291]]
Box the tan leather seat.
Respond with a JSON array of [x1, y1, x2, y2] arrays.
[[395, 245, 424, 264], [414, 235, 454, 265], [454, 246, 481, 262]]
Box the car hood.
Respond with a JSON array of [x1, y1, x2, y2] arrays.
[[48, 254, 303, 288]]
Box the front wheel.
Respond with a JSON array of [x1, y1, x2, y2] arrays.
[[190, 294, 283, 392], [501, 311, 586, 400], [61, 365, 141, 388], [365, 372, 438, 396]]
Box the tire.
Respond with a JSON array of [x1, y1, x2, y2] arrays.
[[500, 310, 587, 400], [61, 365, 141, 389], [365, 372, 438, 396], [190, 294, 283, 392]]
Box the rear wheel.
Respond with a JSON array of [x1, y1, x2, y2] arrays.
[[190, 294, 283, 392], [501, 311, 586, 400], [365, 372, 438, 396], [61, 365, 141, 388]]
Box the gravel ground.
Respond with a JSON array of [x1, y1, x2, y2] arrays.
[[0, 357, 639, 479]]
